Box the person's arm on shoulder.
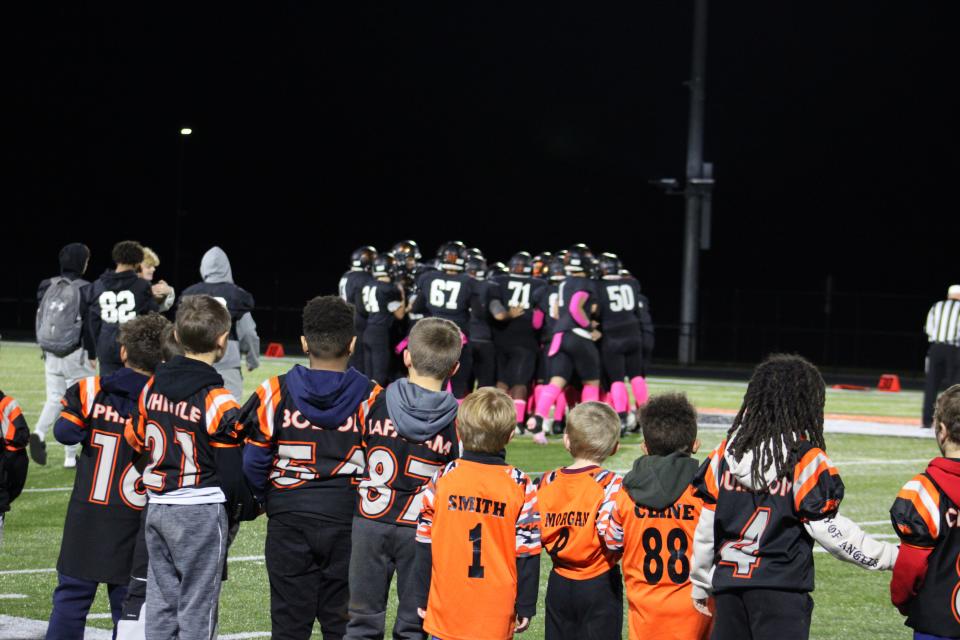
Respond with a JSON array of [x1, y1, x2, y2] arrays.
[[52, 382, 90, 445], [888, 474, 940, 613], [239, 382, 276, 502], [413, 471, 440, 617], [690, 450, 722, 609]]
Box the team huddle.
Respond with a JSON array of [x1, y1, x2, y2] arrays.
[[1, 240, 960, 639], [339, 240, 654, 443]]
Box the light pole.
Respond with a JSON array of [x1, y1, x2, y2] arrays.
[[174, 127, 191, 288]]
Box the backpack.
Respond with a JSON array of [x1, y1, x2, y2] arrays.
[[36, 277, 85, 357]]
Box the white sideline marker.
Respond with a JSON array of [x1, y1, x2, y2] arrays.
[[0, 594, 27, 599]]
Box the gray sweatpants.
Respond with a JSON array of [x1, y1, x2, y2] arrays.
[[344, 517, 424, 640], [35, 347, 95, 461], [145, 502, 228, 640]]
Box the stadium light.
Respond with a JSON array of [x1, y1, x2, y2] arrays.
[[180, 128, 192, 135]]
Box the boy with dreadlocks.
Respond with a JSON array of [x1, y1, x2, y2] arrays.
[[690, 354, 897, 640]]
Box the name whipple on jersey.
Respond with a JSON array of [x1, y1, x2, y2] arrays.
[[358, 379, 459, 526]]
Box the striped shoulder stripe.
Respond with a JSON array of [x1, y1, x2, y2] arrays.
[[138, 377, 154, 415], [256, 377, 282, 438], [703, 439, 727, 498], [792, 447, 839, 511], [897, 474, 942, 539], [205, 388, 241, 434], [358, 383, 385, 426], [78, 376, 101, 418]]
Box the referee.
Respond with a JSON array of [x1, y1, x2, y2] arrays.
[[922, 284, 960, 428]]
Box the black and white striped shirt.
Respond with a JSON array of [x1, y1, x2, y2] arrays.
[[926, 299, 960, 345]]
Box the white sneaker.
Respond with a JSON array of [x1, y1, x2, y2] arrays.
[[63, 455, 77, 469]]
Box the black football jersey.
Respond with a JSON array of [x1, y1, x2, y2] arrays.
[[180, 281, 256, 341], [357, 280, 404, 329], [596, 276, 644, 331], [468, 279, 499, 342], [357, 392, 460, 527], [88, 270, 159, 367], [241, 374, 383, 522], [553, 276, 596, 336], [890, 469, 960, 637], [490, 274, 548, 348], [126, 378, 242, 496], [340, 269, 372, 330], [692, 439, 844, 593], [412, 271, 475, 334], [58, 372, 147, 584]]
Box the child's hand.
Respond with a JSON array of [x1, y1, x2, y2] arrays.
[[692, 598, 712, 617], [515, 617, 531, 633], [417, 608, 426, 620]]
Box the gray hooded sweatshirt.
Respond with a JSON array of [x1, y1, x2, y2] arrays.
[[385, 378, 459, 442], [183, 247, 260, 372]]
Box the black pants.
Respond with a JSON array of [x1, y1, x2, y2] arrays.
[[599, 326, 644, 381], [496, 343, 538, 387], [363, 327, 393, 388], [549, 333, 600, 382], [545, 567, 623, 640], [343, 517, 423, 640], [470, 340, 496, 388], [266, 513, 352, 640], [712, 589, 813, 640], [449, 339, 474, 399], [923, 342, 960, 427]]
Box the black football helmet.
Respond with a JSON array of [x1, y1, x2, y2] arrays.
[[508, 251, 533, 276], [563, 245, 589, 275], [545, 256, 567, 282], [437, 241, 467, 271], [531, 252, 553, 279], [467, 247, 485, 261], [371, 253, 398, 279], [350, 246, 378, 271], [598, 252, 622, 277], [392, 240, 422, 264], [466, 256, 488, 280], [489, 261, 508, 278]]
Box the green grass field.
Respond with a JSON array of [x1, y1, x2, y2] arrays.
[[0, 342, 935, 638]]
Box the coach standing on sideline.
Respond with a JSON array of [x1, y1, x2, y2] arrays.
[[922, 284, 960, 428]]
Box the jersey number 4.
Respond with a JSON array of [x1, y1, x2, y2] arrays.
[[719, 507, 770, 578]]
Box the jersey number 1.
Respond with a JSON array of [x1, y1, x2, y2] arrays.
[[468, 523, 485, 578]]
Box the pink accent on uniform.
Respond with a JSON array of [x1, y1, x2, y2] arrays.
[[514, 399, 527, 423], [532, 309, 545, 330], [630, 376, 650, 406], [457, 398, 464, 407], [610, 381, 630, 413], [570, 291, 591, 328], [555, 389, 568, 421], [460, 331, 469, 346], [548, 332, 563, 357], [581, 384, 600, 403], [446, 380, 453, 394], [394, 336, 410, 355], [535, 383, 564, 419]]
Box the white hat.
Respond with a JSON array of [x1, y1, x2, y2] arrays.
[[949, 285, 960, 297]]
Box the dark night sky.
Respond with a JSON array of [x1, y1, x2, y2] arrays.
[[6, 2, 959, 368]]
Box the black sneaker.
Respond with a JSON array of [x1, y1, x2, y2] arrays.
[[29, 433, 47, 466], [551, 419, 565, 435]]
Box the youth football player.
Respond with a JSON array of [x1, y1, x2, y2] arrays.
[[124, 295, 245, 639], [690, 354, 898, 640], [46, 313, 169, 638], [242, 295, 382, 640], [345, 318, 461, 640], [890, 383, 960, 638], [538, 402, 622, 640], [601, 393, 711, 640], [413, 387, 541, 640]]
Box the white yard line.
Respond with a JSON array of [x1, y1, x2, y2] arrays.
[[22, 487, 72, 493], [0, 594, 27, 599], [0, 555, 266, 577], [219, 633, 272, 639], [0, 614, 113, 639]]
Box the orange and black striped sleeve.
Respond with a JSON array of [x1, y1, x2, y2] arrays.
[[792, 445, 844, 520], [0, 393, 30, 451], [691, 440, 726, 509], [240, 377, 281, 449], [205, 388, 242, 447], [890, 473, 940, 549], [124, 377, 152, 452]]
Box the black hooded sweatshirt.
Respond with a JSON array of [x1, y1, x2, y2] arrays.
[[37, 243, 96, 359], [88, 268, 159, 369]]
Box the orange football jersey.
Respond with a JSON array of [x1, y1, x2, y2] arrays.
[[416, 457, 540, 640], [537, 465, 621, 579], [603, 483, 711, 640]]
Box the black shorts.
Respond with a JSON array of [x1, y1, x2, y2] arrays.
[[600, 325, 645, 381], [496, 344, 538, 387], [711, 589, 813, 640], [469, 340, 496, 388], [548, 332, 600, 382], [545, 567, 622, 640]]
